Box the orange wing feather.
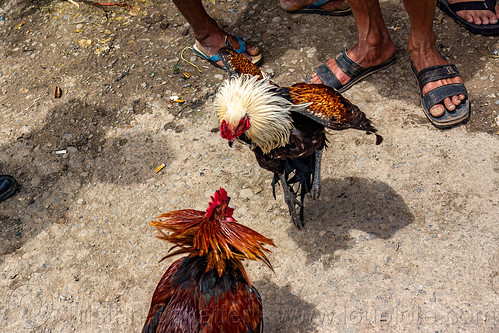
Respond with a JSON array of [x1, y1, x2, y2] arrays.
[[285, 83, 383, 143], [287, 83, 354, 126], [219, 47, 264, 79]]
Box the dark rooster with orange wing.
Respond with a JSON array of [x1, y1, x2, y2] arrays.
[[215, 46, 382, 228], [142, 188, 275, 333]]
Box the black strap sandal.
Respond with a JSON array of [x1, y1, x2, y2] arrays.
[[438, 0, 499, 36], [411, 63, 470, 129], [314, 49, 395, 92]]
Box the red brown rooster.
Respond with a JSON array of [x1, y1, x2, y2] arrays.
[[142, 188, 275, 333], [215, 47, 382, 228]]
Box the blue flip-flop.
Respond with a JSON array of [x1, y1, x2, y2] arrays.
[[290, 0, 352, 16], [193, 36, 263, 69]]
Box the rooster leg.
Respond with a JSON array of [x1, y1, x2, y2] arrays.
[[279, 173, 303, 228], [311, 149, 322, 200]]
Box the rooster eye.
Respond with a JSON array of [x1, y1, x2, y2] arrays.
[[234, 116, 251, 137]]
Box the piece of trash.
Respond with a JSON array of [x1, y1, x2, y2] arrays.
[[88, 2, 133, 11], [55, 149, 67, 154], [154, 163, 166, 173], [67, 0, 80, 8], [182, 72, 191, 79], [180, 46, 202, 73], [14, 21, 24, 30], [169, 95, 185, 103], [54, 86, 62, 98], [78, 39, 92, 48]]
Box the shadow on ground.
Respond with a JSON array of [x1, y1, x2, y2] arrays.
[[0, 98, 171, 264], [288, 177, 414, 267], [254, 280, 319, 333]]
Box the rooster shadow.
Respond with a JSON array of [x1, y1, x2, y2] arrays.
[[254, 280, 320, 333], [287, 176, 414, 267]]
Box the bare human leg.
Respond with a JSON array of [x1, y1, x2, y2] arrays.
[[309, 0, 395, 87], [403, 0, 466, 117]]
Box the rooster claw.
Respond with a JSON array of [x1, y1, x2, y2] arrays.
[[291, 213, 304, 229], [310, 184, 321, 200], [279, 173, 304, 228]]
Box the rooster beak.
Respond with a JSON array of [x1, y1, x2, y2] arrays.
[[228, 140, 234, 148]]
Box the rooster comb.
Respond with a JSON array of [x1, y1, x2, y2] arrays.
[[205, 188, 233, 219]]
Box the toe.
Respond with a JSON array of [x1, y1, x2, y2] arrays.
[[444, 97, 456, 111], [430, 104, 445, 118], [451, 95, 462, 106], [310, 73, 322, 84], [246, 43, 260, 57]]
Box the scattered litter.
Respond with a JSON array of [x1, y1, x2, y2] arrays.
[[180, 46, 202, 73], [169, 95, 185, 103], [67, 0, 79, 8], [78, 39, 92, 48], [154, 163, 166, 173], [54, 86, 62, 98], [88, 1, 134, 11], [55, 149, 67, 154], [173, 64, 181, 74], [182, 72, 191, 79], [14, 21, 25, 30]]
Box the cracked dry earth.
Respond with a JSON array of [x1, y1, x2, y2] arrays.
[[0, 0, 498, 332]]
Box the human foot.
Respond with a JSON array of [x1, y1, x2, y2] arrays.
[[280, 0, 350, 14], [309, 41, 395, 91], [410, 48, 467, 118], [445, 0, 499, 25], [194, 32, 261, 68]]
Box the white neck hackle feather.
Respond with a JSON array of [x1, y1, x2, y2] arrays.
[[215, 75, 306, 154]]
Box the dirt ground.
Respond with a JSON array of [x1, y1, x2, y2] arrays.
[[0, 0, 498, 332]]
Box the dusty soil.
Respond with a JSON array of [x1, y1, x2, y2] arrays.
[[0, 0, 498, 332]]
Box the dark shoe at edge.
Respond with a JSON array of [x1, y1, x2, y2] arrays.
[[0, 175, 19, 203]]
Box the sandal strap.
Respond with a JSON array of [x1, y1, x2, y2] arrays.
[[304, 0, 331, 9], [449, 0, 496, 13], [335, 49, 366, 78], [423, 83, 468, 109], [206, 36, 247, 63], [416, 64, 461, 90], [315, 63, 342, 89], [234, 36, 247, 54]]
